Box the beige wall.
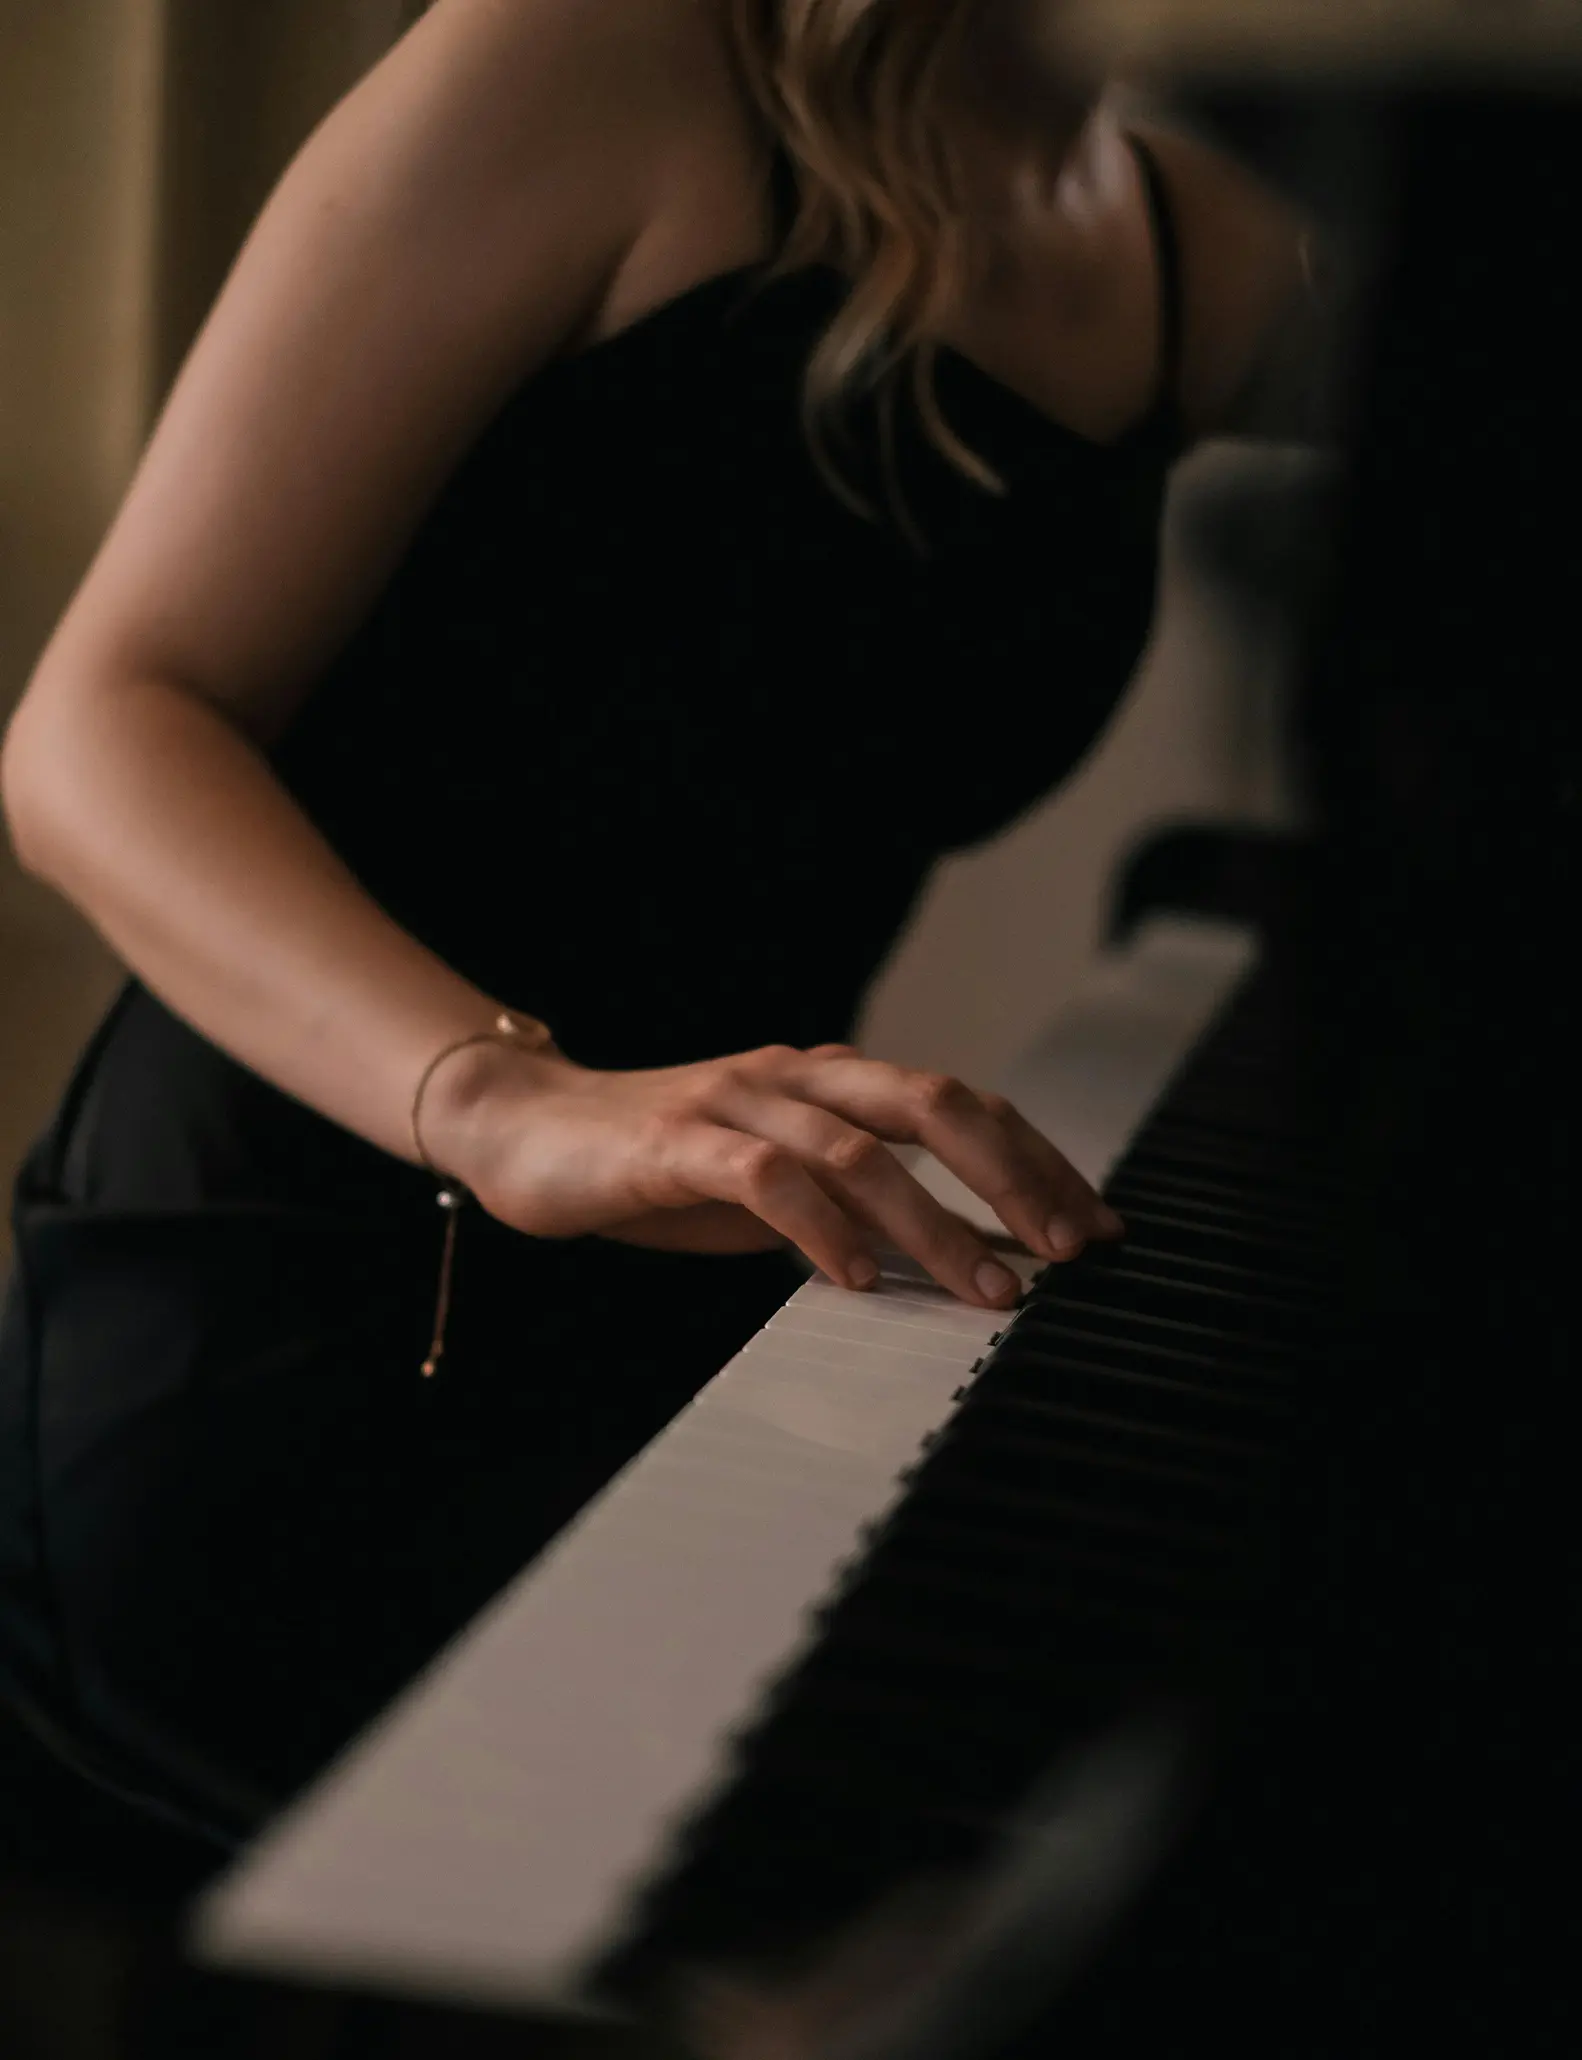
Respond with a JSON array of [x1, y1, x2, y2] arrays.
[[1, 0, 163, 1239], [0, 0, 161, 735], [0, 1, 408, 1253], [0, 6, 1291, 1265], [150, 0, 422, 402]]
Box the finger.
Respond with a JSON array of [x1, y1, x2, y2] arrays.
[[941, 1209, 1037, 1255], [928, 1093, 1122, 1258], [775, 1052, 1118, 1262], [708, 1081, 1026, 1310], [651, 1119, 882, 1291], [990, 1098, 1127, 1248]]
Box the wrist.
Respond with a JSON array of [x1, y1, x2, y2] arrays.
[[414, 1027, 572, 1192]]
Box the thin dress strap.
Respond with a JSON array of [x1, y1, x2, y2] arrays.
[[1125, 131, 1187, 422]]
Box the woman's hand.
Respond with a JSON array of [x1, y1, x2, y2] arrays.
[[427, 1040, 1122, 1311]]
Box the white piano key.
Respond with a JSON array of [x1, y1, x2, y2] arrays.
[[784, 1279, 1011, 1343], [191, 926, 1255, 2019], [739, 1327, 982, 1386], [190, 1273, 1021, 2016], [192, 1452, 874, 2009], [714, 1348, 976, 1464], [764, 1306, 987, 1362]]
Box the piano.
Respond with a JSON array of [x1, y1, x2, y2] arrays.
[[5, 11, 1576, 2054]]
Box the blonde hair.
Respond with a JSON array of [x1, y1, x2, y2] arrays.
[[723, 0, 1003, 536]]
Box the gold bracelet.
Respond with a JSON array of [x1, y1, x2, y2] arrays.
[[411, 1009, 555, 1378]]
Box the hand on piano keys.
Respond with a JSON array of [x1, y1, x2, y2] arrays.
[[431, 1036, 1122, 1312]]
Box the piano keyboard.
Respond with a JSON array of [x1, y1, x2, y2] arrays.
[[191, 913, 1326, 2023]]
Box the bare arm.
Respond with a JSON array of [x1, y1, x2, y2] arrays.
[[0, 0, 704, 1168], [0, 0, 1119, 1300]]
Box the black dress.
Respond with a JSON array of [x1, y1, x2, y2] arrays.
[[0, 136, 1189, 1845]]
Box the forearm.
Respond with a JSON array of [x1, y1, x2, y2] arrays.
[[1, 668, 551, 1170]]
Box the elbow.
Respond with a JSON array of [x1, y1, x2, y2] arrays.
[[1, 692, 73, 888], [1, 708, 44, 878]]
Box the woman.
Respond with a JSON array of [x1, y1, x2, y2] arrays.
[[0, 0, 1314, 1849]]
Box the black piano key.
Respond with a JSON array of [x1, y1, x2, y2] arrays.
[[756, 1617, 1130, 1746], [1075, 1239, 1322, 1308], [982, 1329, 1289, 1405], [914, 1415, 1257, 1524], [1012, 1297, 1297, 1377], [854, 1502, 1257, 1607], [800, 1599, 1191, 1703], [1105, 1165, 1332, 1223], [1043, 1261, 1316, 1344], [1097, 1202, 1328, 1272], [866, 1459, 1242, 1559], [818, 1555, 1246, 1677], [1013, 1301, 1301, 1384], [1100, 1176, 1325, 1241], [990, 1317, 1295, 1396], [750, 1612, 1128, 1744], [1115, 1138, 1339, 1198], [951, 1380, 1275, 1466]]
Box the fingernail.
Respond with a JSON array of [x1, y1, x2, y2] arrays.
[[849, 1256, 880, 1290], [1097, 1205, 1126, 1237], [1045, 1217, 1083, 1256], [974, 1260, 1019, 1304]]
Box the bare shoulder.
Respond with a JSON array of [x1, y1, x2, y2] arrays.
[[1126, 114, 1314, 443], [405, 0, 766, 334], [15, 0, 752, 749]]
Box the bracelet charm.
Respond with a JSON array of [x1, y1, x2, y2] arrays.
[[411, 1009, 555, 1379]]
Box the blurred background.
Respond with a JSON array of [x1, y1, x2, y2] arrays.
[[0, 0, 1303, 1265]]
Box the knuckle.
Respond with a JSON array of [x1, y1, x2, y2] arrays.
[[912, 1070, 972, 1120], [822, 1128, 886, 1178], [725, 1135, 787, 1193], [745, 1043, 798, 1074]]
